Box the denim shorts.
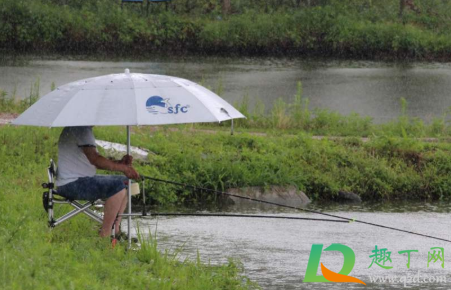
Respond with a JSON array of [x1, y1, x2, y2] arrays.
[[57, 175, 128, 201]]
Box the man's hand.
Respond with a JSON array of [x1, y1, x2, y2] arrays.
[[123, 166, 140, 180], [120, 154, 133, 166]]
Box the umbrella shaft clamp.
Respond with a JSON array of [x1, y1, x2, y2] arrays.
[[42, 182, 54, 189]]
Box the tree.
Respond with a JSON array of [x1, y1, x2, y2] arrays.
[[399, 0, 420, 18], [222, 0, 231, 15]]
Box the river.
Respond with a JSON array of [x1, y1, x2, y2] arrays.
[[132, 202, 451, 289], [1, 57, 451, 123]]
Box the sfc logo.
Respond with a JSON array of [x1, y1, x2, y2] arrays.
[[146, 96, 190, 115]]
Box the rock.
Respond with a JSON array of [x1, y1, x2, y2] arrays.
[[336, 191, 362, 203], [226, 185, 310, 208]]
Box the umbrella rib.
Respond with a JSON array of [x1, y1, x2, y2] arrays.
[[51, 77, 101, 127], [171, 79, 224, 123], [130, 74, 139, 126], [49, 87, 83, 127]]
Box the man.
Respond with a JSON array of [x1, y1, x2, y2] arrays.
[[55, 126, 139, 238]]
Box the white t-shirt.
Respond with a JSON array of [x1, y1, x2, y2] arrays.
[[56, 126, 97, 186]]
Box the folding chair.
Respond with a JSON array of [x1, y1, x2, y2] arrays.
[[41, 159, 104, 228]]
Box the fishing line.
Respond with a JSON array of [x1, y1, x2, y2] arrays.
[[140, 175, 451, 243], [130, 212, 349, 223]]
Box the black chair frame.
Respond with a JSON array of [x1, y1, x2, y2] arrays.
[[42, 160, 104, 228]]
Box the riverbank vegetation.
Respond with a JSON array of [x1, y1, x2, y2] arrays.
[[0, 125, 256, 290], [3, 80, 451, 138], [218, 83, 451, 138], [2, 0, 451, 59], [100, 126, 451, 203], [2, 122, 451, 206]]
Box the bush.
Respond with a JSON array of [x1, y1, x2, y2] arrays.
[[2, 0, 451, 58]]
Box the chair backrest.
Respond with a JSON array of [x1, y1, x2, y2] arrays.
[[48, 159, 57, 184]]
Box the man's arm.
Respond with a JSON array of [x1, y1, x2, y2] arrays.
[[82, 147, 140, 179]]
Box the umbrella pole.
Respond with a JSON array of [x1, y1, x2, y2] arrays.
[[127, 126, 132, 248], [231, 119, 234, 136]]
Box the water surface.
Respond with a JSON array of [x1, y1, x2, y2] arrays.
[[2, 57, 451, 123], [131, 202, 451, 289]]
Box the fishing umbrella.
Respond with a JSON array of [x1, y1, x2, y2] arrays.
[[12, 69, 245, 246]]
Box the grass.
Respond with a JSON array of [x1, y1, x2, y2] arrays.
[[0, 122, 451, 208], [0, 79, 40, 114], [43, 122, 446, 204], [203, 81, 451, 138], [2, 122, 451, 206], [116, 126, 451, 203], [0, 126, 257, 290]]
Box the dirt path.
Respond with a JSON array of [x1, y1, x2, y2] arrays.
[[172, 128, 448, 143], [0, 113, 18, 125]]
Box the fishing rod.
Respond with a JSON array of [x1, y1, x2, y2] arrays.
[[139, 175, 451, 243], [129, 176, 347, 223], [125, 212, 349, 223]]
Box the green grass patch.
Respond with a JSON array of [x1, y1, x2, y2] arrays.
[[5, 124, 451, 205], [75, 125, 451, 203], [128, 127, 451, 203]]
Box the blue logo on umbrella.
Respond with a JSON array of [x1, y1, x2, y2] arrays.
[[146, 96, 171, 114], [146, 96, 190, 115], [146, 96, 167, 107]]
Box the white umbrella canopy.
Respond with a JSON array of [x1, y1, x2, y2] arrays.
[[12, 69, 245, 127], [12, 69, 245, 247]]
